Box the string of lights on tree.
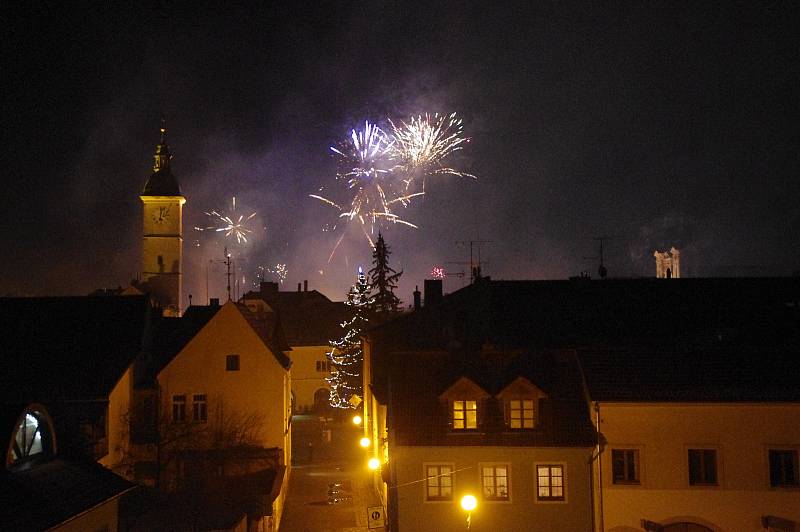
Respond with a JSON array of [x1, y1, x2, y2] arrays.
[[326, 266, 373, 408]]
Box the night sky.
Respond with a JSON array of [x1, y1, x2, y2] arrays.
[[2, 3, 798, 303]]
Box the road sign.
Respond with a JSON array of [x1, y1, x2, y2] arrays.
[[367, 505, 385, 529]]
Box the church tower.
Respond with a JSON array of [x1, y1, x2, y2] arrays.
[[140, 123, 185, 316]]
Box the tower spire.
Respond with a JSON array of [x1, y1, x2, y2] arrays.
[[153, 118, 172, 173]]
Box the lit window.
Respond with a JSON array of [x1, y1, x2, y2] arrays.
[[425, 464, 454, 501], [508, 399, 535, 429], [226, 354, 240, 371], [453, 400, 477, 429], [481, 464, 509, 500], [688, 449, 717, 485], [192, 394, 207, 423], [537, 465, 565, 501], [172, 395, 186, 423], [769, 450, 799, 487], [612, 449, 640, 484]]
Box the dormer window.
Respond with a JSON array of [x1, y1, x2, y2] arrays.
[[439, 377, 490, 432], [496, 376, 547, 431], [453, 400, 477, 430], [508, 399, 535, 429]]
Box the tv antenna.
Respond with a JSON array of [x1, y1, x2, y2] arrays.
[[583, 236, 611, 278], [448, 240, 492, 283]]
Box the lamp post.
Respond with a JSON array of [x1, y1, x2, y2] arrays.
[[460, 494, 477, 531]]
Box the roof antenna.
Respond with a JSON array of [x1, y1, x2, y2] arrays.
[[583, 236, 610, 278]]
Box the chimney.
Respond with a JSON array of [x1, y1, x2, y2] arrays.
[[260, 282, 279, 300], [297, 282, 301, 292], [304, 279, 308, 292], [413, 286, 421, 311], [210, 297, 220, 307], [424, 279, 443, 307]]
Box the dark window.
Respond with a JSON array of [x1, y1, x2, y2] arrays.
[[192, 394, 207, 423], [769, 450, 799, 487], [316, 360, 330, 372], [688, 449, 717, 485], [226, 354, 240, 371], [612, 449, 640, 484], [536, 465, 565, 501], [172, 395, 186, 423]]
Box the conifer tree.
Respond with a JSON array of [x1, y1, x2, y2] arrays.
[[368, 233, 403, 322], [326, 267, 372, 408]]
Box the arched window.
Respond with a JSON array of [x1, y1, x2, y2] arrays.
[[7, 405, 55, 468]]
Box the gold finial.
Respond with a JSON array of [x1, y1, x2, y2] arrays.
[[160, 117, 167, 143]]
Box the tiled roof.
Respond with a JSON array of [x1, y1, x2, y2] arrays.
[[142, 168, 181, 196], [236, 304, 292, 369], [0, 296, 153, 402], [0, 459, 136, 530], [241, 287, 350, 346], [365, 277, 800, 445]]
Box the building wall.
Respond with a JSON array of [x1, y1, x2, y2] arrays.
[[393, 445, 593, 532], [99, 365, 133, 477], [289, 345, 331, 412], [596, 402, 800, 531], [158, 302, 291, 464], [52, 496, 119, 532]]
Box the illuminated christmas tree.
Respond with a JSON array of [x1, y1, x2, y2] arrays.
[[327, 266, 372, 408], [368, 233, 403, 323]]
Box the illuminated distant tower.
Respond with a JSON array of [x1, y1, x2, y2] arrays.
[[140, 122, 185, 316], [654, 247, 681, 279]]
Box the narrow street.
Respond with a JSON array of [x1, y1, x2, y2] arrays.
[[281, 414, 385, 532]]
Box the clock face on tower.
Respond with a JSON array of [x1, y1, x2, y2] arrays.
[[152, 205, 171, 224]]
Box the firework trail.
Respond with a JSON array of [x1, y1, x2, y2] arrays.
[[195, 196, 257, 244], [430, 266, 446, 279]]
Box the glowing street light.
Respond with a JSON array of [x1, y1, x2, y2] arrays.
[[460, 494, 477, 530], [368, 457, 381, 470], [359, 437, 371, 448], [352, 414, 363, 425]]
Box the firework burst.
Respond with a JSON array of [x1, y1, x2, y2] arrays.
[[311, 113, 474, 258], [195, 196, 257, 244], [254, 263, 288, 285]]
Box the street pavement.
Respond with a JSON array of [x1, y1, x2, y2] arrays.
[[281, 414, 385, 532]]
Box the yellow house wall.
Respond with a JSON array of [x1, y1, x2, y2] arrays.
[[99, 365, 133, 477], [158, 302, 291, 464], [289, 345, 330, 411], [596, 402, 800, 532], [394, 445, 593, 532]]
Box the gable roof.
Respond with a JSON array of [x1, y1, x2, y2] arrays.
[[0, 296, 153, 402], [151, 302, 291, 376]]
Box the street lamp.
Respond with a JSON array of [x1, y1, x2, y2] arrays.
[[352, 414, 362, 425], [460, 494, 477, 531], [368, 457, 380, 470], [359, 437, 371, 448]]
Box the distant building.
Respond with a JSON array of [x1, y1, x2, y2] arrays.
[[241, 281, 349, 413], [654, 247, 681, 278], [363, 277, 800, 531], [139, 125, 186, 316]]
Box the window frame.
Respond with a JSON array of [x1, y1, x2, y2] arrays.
[[479, 462, 511, 503], [687, 447, 720, 487], [611, 448, 641, 485], [768, 448, 800, 488], [172, 394, 187, 423], [535, 462, 567, 503], [192, 394, 208, 423], [422, 462, 455, 503], [507, 398, 535, 430], [226, 354, 240, 371], [452, 400, 478, 430]]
